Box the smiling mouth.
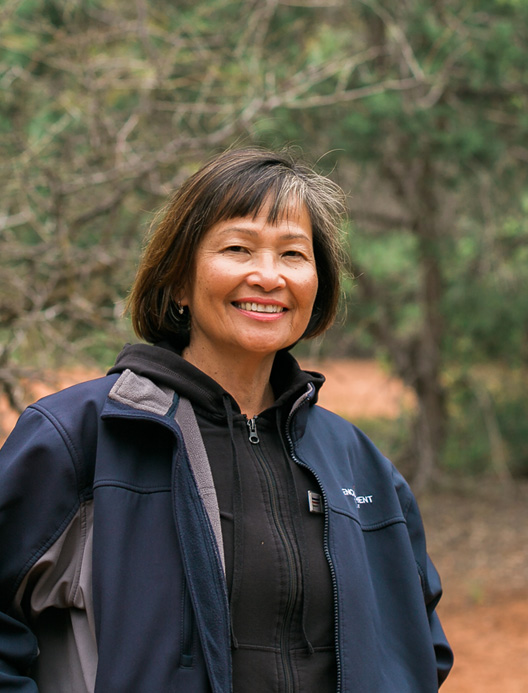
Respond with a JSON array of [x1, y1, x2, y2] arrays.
[[234, 301, 286, 314]]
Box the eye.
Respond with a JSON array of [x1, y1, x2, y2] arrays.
[[283, 249, 306, 259], [224, 245, 248, 254]]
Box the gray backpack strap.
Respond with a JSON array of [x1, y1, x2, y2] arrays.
[[174, 396, 226, 574]]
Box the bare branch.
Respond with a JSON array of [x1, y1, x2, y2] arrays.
[[270, 76, 420, 109]]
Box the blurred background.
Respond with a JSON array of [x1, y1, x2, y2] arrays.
[[1, 1, 527, 689]]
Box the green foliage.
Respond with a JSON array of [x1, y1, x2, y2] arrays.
[[345, 226, 424, 344], [444, 367, 528, 476], [444, 214, 528, 364], [1, 0, 528, 482]]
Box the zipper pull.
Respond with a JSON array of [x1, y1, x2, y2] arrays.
[[247, 416, 260, 444]]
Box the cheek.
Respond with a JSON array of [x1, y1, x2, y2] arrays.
[[200, 264, 233, 297], [191, 263, 234, 308], [301, 268, 319, 307]]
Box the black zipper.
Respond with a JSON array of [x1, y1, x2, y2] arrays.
[[246, 415, 300, 693], [284, 391, 342, 693]]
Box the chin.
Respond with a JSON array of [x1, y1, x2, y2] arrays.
[[235, 340, 291, 357]]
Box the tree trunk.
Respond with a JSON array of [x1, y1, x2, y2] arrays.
[[378, 153, 449, 489]]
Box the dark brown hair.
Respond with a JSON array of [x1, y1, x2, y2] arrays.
[[128, 147, 347, 348]]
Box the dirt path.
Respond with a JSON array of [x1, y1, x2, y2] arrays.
[[2, 359, 527, 690], [437, 594, 528, 692], [420, 483, 528, 692]]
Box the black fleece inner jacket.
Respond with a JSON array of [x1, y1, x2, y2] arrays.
[[110, 343, 337, 693]]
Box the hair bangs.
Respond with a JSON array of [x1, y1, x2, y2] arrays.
[[204, 165, 307, 230]]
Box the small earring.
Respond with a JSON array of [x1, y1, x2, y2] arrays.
[[177, 300, 184, 315]]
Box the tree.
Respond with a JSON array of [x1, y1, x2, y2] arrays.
[[2, 0, 527, 487], [0, 0, 420, 421], [308, 0, 528, 487]]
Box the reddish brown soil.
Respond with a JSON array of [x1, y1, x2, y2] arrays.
[[301, 358, 417, 419], [2, 359, 527, 691], [0, 368, 103, 441], [421, 486, 528, 692]]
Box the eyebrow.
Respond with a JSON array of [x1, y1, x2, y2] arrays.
[[216, 226, 312, 242]]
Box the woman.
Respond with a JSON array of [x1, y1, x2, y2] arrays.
[[0, 148, 453, 692]]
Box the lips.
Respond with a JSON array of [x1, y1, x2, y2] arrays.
[[233, 301, 286, 314]]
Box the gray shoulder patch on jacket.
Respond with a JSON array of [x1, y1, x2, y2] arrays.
[[109, 368, 173, 416]]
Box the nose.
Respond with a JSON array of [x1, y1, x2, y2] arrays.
[[246, 252, 286, 291]]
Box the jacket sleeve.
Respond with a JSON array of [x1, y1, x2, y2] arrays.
[[393, 468, 454, 687], [0, 405, 82, 690], [0, 612, 38, 691]]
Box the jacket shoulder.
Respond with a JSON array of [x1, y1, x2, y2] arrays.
[[30, 373, 119, 417], [5, 375, 121, 492], [28, 373, 118, 437], [306, 404, 390, 461]]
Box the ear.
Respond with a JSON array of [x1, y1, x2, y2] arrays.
[[173, 283, 189, 308]]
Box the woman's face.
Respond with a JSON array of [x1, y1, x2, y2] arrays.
[[180, 203, 318, 364]]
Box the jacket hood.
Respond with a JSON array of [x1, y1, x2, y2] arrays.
[[107, 342, 325, 419]]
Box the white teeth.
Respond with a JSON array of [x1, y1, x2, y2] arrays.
[[236, 302, 284, 313]]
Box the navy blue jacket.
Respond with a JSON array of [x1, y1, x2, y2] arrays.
[[0, 364, 453, 692]]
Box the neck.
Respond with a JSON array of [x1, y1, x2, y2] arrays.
[[182, 345, 276, 417]]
